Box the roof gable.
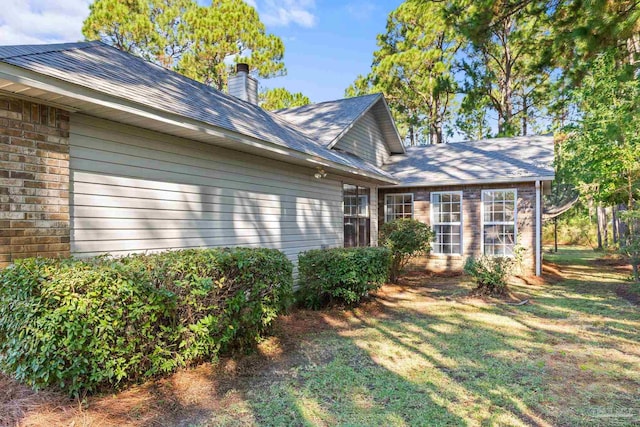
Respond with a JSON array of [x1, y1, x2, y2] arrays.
[[275, 94, 405, 155]]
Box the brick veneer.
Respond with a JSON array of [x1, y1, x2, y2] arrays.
[[380, 182, 538, 275], [0, 96, 70, 267]]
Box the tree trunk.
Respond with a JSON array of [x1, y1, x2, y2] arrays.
[[499, 18, 513, 135], [596, 204, 604, 250], [431, 122, 443, 144], [603, 207, 609, 248], [521, 91, 528, 136], [554, 216, 558, 253], [612, 205, 618, 244]]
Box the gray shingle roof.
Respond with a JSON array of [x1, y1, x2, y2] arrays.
[[0, 41, 396, 181], [383, 135, 555, 187], [275, 94, 382, 146]]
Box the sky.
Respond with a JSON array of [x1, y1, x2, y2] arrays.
[[0, 0, 402, 102]]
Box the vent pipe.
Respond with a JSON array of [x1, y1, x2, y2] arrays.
[[227, 63, 258, 105]]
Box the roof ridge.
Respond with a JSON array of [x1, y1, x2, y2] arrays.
[[406, 135, 553, 148], [0, 41, 102, 60], [276, 92, 381, 114]]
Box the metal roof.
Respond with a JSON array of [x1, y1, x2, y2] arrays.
[[0, 41, 396, 182], [275, 94, 405, 153], [382, 135, 555, 187]]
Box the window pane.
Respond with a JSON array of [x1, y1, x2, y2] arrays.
[[483, 224, 515, 256], [344, 221, 356, 248], [358, 218, 370, 247], [432, 194, 462, 254], [386, 193, 413, 222], [345, 185, 369, 247]]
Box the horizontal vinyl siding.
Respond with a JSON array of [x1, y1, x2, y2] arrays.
[[69, 114, 343, 265], [333, 110, 390, 166]]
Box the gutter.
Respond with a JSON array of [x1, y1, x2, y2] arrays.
[[378, 175, 555, 189], [0, 63, 398, 185], [536, 180, 542, 276]]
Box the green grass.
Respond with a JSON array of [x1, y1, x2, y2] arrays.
[[544, 244, 604, 265], [196, 246, 639, 426], [9, 246, 640, 426]]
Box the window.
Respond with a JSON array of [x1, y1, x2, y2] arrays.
[[431, 192, 462, 254], [482, 189, 517, 256], [344, 184, 370, 247], [385, 193, 413, 222]]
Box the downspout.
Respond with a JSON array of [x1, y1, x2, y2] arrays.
[[536, 180, 542, 276]]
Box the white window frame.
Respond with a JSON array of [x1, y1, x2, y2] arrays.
[[430, 191, 463, 255], [344, 194, 369, 218], [384, 193, 414, 222], [481, 189, 518, 256]]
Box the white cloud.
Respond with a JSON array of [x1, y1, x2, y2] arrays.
[[344, 1, 378, 22], [250, 0, 316, 28], [0, 0, 91, 45], [0, 0, 314, 48]]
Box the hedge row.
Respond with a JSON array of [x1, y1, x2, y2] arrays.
[[297, 247, 391, 308], [0, 248, 293, 395]]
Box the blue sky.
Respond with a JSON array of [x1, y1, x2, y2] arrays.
[[0, 0, 401, 103], [248, 0, 403, 102]]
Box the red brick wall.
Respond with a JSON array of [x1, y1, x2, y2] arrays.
[[380, 182, 539, 275], [0, 96, 70, 267]]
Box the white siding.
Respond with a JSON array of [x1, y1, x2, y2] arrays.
[[69, 114, 343, 266], [333, 110, 390, 166]]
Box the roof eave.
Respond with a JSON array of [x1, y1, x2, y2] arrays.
[[0, 62, 397, 185], [379, 174, 555, 189]]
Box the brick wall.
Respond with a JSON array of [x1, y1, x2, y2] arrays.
[[0, 96, 70, 267], [380, 182, 539, 275]]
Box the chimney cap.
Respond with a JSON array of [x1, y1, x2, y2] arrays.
[[236, 63, 249, 74]]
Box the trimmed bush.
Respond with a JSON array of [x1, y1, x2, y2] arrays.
[[379, 219, 435, 283], [297, 247, 391, 308], [464, 256, 514, 296], [0, 248, 293, 395]]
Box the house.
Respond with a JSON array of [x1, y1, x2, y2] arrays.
[[0, 41, 554, 276]]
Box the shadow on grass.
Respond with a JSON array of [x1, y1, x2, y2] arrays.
[[7, 247, 640, 426]]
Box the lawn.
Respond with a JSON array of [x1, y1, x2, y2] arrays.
[[2, 246, 639, 426]]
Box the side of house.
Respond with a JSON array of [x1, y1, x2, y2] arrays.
[[0, 42, 554, 277], [0, 43, 402, 269], [380, 138, 554, 276], [380, 182, 539, 274]]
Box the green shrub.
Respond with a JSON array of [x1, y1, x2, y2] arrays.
[[297, 247, 391, 308], [379, 219, 435, 283], [464, 256, 514, 296], [542, 213, 596, 247], [619, 210, 640, 282], [0, 248, 293, 395]]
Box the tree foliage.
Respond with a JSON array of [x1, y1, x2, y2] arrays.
[[562, 51, 640, 208], [352, 0, 640, 143], [454, 3, 553, 136], [259, 87, 310, 111], [346, 0, 460, 144], [82, 0, 285, 90]]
